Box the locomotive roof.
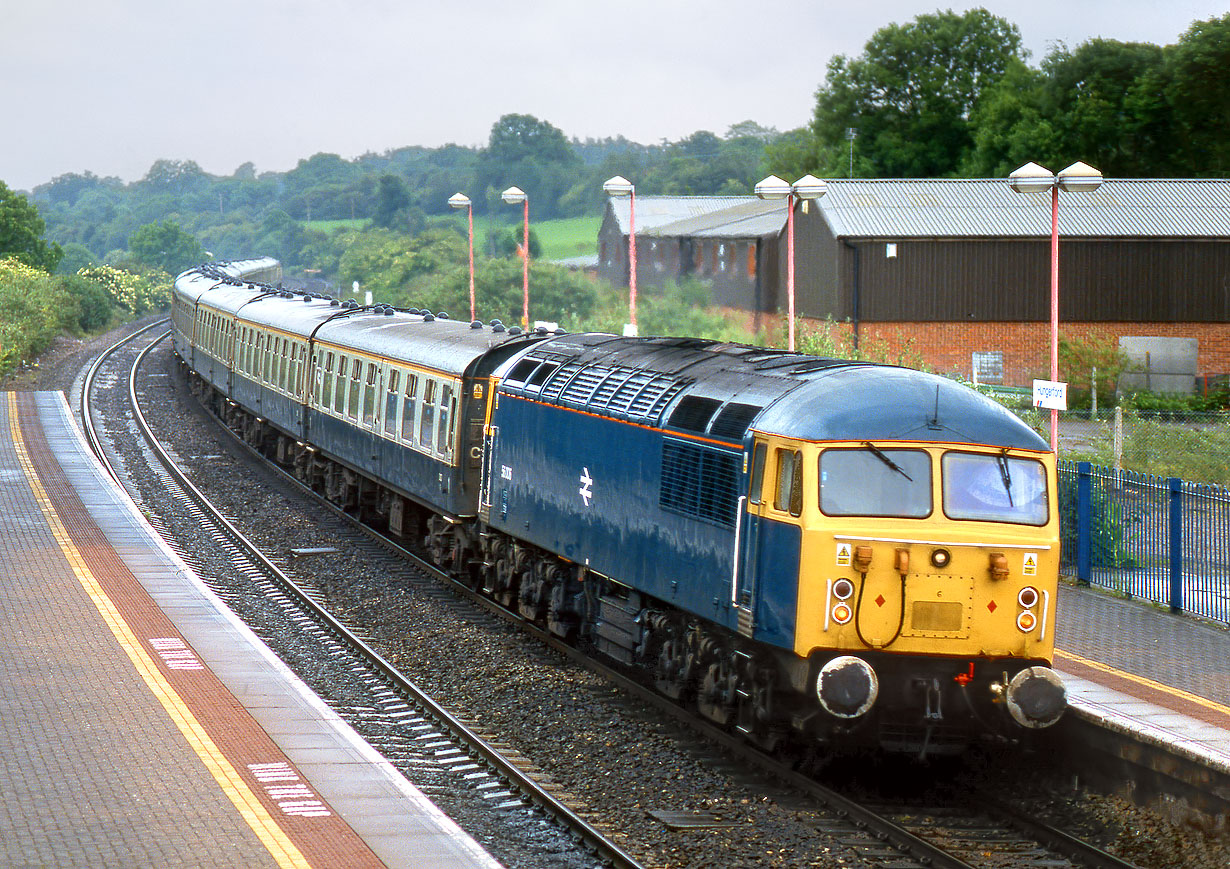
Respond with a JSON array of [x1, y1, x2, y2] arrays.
[[495, 334, 1047, 450]]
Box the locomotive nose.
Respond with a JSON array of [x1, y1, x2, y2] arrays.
[[816, 655, 879, 719], [1004, 667, 1067, 728]]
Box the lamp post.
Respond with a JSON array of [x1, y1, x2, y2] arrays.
[[1008, 160, 1103, 453], [501, 186, 530, 329], [755, 173, 827, 351], [602, 175, 637, 336], [448, 192, 476, 321]]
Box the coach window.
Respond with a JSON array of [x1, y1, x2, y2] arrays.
[[774, 448, 803, 517], [748, 442, 768, 505], [320, 353, 334, 407], [362, 363, 378, 429], [401, 373, 418, 443], [436, 384, 454, 456], [289, 343, 301, 395], [271, 337, 282, 389], [384, 370, 400, 436], [347, 359, 361, 421], [419, 380, 436, 448], [333, 356, 347, 415]]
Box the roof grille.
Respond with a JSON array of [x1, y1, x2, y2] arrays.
[[536, 361, 690, 424], [709, 402, 761, 440]]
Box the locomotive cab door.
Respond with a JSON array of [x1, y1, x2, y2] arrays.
[[734, 439, 771, 638]]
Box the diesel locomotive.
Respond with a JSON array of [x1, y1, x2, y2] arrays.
[[173, 259, 1066, 757]]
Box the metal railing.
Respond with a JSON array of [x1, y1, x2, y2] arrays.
[[1058, 460, 1230, 625]]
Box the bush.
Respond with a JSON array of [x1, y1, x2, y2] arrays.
[[57, 274, 113, 331], [0, 258, 77, 377]]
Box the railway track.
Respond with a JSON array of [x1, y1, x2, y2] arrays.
[[81, 323, 643, 869], [82, 323, 1148, 869]]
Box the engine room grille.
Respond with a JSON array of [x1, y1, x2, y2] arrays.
[[537, 362, 690, 425], [660, 438, 739, 527]]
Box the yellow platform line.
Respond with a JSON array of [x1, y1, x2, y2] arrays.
[[7, 393, 311, 869], [1055, 647, 1230, 718]]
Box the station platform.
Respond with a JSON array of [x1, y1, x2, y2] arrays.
[[0, 391, 500, 869], [1053, 579, 1230, 787]]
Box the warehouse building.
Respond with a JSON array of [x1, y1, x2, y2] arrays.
[[599, 179, 1230, 388]]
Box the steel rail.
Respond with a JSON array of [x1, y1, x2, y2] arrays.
[[111, 331, 645, 869]]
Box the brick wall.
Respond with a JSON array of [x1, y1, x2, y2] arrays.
[[736, 314, 1230, 387]]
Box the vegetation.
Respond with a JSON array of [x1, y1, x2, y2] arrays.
[[771, 11, 1230, 181]]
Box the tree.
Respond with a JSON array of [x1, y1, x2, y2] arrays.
[[812, 9, 1025, 177], [371, 174, 412, 228], [127, 220, 204, 276], [474, 114, 581, 219], [1164, 14, 1230, 175], [0, 180, 63, 272]]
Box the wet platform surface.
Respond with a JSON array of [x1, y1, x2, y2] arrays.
[[0, 391, 499, 868]]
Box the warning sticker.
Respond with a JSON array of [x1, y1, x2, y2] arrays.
[[1022, 553, 1038, 576], [836, 543, 852, 567]]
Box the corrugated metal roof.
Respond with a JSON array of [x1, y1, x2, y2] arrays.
[[607, 196, 755, 233], [648, 199, 786, 239], [817, 179, 1230, 239]]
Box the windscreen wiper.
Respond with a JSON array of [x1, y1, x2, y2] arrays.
[[864, 442, 912, 481], [997, 452, 1015, 506]]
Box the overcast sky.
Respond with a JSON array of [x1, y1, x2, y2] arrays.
[[2, 1, 1224, 191]]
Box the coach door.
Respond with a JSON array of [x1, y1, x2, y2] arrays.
[[734, 439, 771, 638]]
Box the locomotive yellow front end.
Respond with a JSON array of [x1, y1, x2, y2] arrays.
[[754, 431, 1064, 753]]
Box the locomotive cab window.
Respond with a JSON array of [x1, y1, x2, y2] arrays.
[[942, 452, 1048, 526], [819, 447, 932, 518], [748, 442, 768, 505], [774, 448, 803, 517]]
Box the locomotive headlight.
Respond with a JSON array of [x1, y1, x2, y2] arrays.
[[930, 548, 951, 569], [1018, 586, 1039, 609], [832, 602, 853, 625], [1016, 610, 1038, 632], [832, 578, 854, 600]]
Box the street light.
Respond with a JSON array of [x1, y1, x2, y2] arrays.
[[1008, 160, 1103, 453], [448, 192, 476, 321], [602, 175, 637, 336], [501, 186, 530, 329], [755, 173, 827, 351]]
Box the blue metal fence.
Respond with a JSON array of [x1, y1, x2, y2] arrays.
[[1058, 460, 1230, 625]]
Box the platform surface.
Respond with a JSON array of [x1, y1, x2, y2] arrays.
[[0, 391, 499, 869], [1054, 575, 1230, 774]]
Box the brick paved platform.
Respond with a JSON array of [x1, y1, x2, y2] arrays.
[[0, 391, 499, 869], [1054, 580, 1230, 776]]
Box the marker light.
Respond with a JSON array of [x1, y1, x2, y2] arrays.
[[1016, 611, 1038, 632], [833, 578, 854, 600], [1018, 586, 1039, 609], [930, 548, 951, 568], [832, 603, 853, 624]]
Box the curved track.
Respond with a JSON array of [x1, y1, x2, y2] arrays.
[[82, 325, 645, 869], [161, 347, 1148, 869]]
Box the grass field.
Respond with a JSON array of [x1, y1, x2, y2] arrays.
[[307, 215, 600, 262]]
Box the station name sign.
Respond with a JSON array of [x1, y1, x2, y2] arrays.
[[1032, 379, 1068, 410]]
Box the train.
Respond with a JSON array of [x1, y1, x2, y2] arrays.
[[172, 258, 1066, 758]]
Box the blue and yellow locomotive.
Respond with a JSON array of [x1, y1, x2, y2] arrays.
[[174, 261, 1065, 757]]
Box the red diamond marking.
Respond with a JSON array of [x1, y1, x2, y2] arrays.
[[875, 594, 886, 607], [987, 600, 998, 613]]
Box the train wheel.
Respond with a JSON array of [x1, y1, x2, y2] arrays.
[[425, 515, 456, 572]]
